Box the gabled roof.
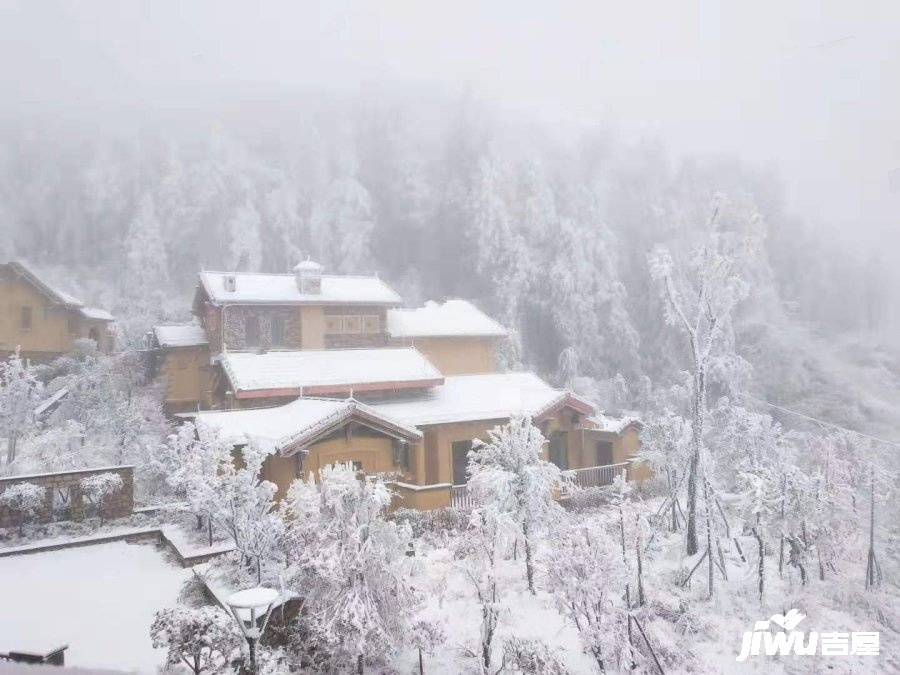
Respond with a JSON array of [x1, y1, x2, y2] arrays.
[[153, 324, 209, 348], [220, 348, 444, 399], [188, 397, 422, 455], [2, 261, 114, 321], [79, 307, 115, 322], [386, 300, 508, 338], [588, 413, 643, 434], [370, 372, 594, 427], [197, 271, 402, 306]]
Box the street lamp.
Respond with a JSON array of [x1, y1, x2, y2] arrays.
[[226, 586, 280, 673]]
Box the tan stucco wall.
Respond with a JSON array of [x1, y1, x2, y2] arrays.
[[395, 336, 497, 375], [300, 306, 325, 349], [262, 431, 408, 499], [160, 346, 213, 411], [0, 276, 112, 358], [391, 483, 451, 511]]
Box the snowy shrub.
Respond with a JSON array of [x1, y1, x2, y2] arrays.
[[281, 463, 420, 672], [0, 482, 46, 535], [79, 471, 124, 525], [392, 506, 468, 537], [150, 605, 240, 675], [561, 485, 615, 512], [500, 637, 567, 674]]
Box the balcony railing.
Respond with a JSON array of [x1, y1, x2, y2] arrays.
[[563, 462, 630, 490], [449, 462, 631, 510], [450, 484, 475, 510]]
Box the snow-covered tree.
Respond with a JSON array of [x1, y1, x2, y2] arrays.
[[150, 605, 241, 675], [453, 508, 507, 674], [500, 637, 567, 675], [228, 198, 263, 272], [209, 442, 282, 584], [15, 420, 90, 475], [281, 464, 419, 673], [123, 193, 169, 319], [0, 351, 42, 467], [0, 482, 46, 535], [79, 471, 124, 525], [648, 204, 753, 555], [156, 421, 231, 544], [544, 521, 628, 671], [467, 415, 564, 593]]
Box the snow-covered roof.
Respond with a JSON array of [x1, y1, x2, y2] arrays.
[[2, 261, 114, 320], [370, 372, 594, 427], [189, 397, 421, 454], [386, 300, 508, 338], [153, 324, 209, 348], [220, 348, 444, 398], [589, 413, 642, 434], [79, 306, 114, 322], [293, 259, 323, 273], [198, 271, 402, 306]]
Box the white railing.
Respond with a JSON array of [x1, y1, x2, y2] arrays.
[[450, 484, 475, 510], [564, 462, 630, 490]]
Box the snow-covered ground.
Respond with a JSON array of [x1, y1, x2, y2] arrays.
[[0, 541, 190, 673]]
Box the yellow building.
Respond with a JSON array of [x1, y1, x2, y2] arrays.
[[154, 260, 644, 509], [0, 261, 114, 361]]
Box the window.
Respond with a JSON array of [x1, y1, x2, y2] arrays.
[[324, 316, 343, 334], [271, 317, 286, 347], [363, 315, 379, 334], [20, 306, 32, 331], [342, 315, 362, 334], [596, 441, 614, 467], [244, 316, 261, 349], [451, 440, 473, 485], [549, 431, 568, 470]]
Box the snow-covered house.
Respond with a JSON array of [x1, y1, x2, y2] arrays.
[[154, 261, 643, 509], [152, 263, 507, 412], [0, 261, 115, 361]]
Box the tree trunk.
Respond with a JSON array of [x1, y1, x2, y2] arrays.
[[522, 521, 535, 595], [418, 647, 424, 675], [6, 431, 18, 465], [357, 654, 364, 674], [752, 526, 764, 604], [686, 367, 705, 556]]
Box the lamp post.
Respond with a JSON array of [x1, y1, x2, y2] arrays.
[[226, 586, 279, 674]]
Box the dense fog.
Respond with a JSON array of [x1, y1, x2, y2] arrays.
[[1, 2, 897, 438]]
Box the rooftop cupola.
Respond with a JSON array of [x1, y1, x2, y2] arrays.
[[293, 258, 323, 294]]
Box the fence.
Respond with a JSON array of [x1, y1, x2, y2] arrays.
[[449, 484, 476, 510], [0, 466, 134, 529], [564, 462, 630, 489]]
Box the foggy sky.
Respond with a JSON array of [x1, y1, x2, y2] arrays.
[[1, 0, 898, 246]]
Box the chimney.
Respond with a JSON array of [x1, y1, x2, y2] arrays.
[[294, 258, 323, 294]]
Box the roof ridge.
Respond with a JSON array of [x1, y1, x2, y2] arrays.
[[201, 270, 387, 281]]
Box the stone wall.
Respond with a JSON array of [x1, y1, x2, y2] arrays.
[[222, 306, 303, 351], [0, 465, 134, 529]]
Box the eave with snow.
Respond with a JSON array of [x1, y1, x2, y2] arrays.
[[219, 347, 444, 400], [189, 397, 422, 457]]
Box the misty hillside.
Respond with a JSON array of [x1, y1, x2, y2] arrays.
[[1, 94, 896, 439]]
